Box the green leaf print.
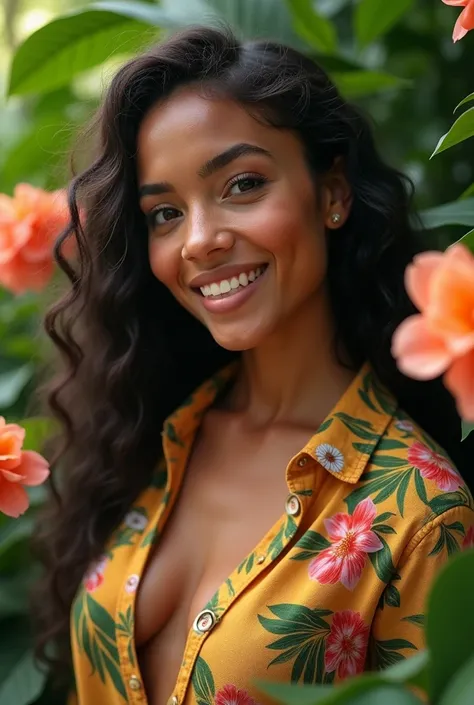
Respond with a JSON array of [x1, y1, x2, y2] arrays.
[[192, 656, 215, 705], [237, 552, 255, 575], [369, 534, 396, 583], [258, 603, 332, 684], [378, 439, 409, 451], [164, 421, 184, 447], [429, 522, 464, 557], [429, 490, 473, 515], [383, 584, 401, 608], [402, 614, 425, 628], [225, 578, 235, 597], [141, 528, 158, 548], [285, 515, 298, 539], [335, 412, 381, 442], [116, 606, 135, 667], [268, 525, 284, 559], [345, 464, 429, 515], [72, 590, 127, 701], [317, 417, 334, 433], [372, 638, 417, 669], [291, 531, 331, 561]]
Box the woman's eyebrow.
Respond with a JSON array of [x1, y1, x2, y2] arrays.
[[139, 142, 273, 199]]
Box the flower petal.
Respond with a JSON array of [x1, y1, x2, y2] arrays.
[[444, 350, 474, 422], [308, 548, 342, 584], [324, 512, 352, 541], [354, 530, 384, 554], [392, 315, 452, 379], [0, 468, 26, 483], [17, 450, 50, 486], [339, 552, 366, 591], [405, 251, 444, 312], [453, 12, 470, 40], [0, 481, 29, 517], [442, 0, 468, 6], [351, 497, 377, 531]]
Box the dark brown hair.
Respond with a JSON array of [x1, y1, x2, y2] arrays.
[[34, 24, 473, 682]]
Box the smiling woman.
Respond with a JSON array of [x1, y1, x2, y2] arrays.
[[34, 24, 474, 705]]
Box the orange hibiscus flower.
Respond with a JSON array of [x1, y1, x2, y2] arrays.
[[0, 417, 50, 517], [442, 0, 474, 41], [392, 244, 474, 421], [0, 183, 69, 294]]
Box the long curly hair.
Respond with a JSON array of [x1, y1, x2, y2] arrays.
[[34, 24, 473, 681]]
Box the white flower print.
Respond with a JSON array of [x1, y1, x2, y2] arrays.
[[315, 443, 344, 473], [395, 420, 414, 433], [124, 509, 148, 532], [125, 574, 140, 594]]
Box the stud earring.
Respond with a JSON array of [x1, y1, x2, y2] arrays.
[[330, 213, 341, 225]]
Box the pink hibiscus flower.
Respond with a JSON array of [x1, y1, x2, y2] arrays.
[[462, 526, 474, 549], [83, 555, 108, 593], [325, 610, 369, 679], [308, 498, 383, 590], [408, 441, 462, 492], [215, 685, 257, 705]]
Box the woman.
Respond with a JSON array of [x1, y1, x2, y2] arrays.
[[36, 25, 474, 705]]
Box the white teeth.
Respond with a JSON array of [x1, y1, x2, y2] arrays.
[[199, 266, 266, 298]]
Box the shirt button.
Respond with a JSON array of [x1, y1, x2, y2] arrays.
[[168, 697, 179, 705], [286, 494, 301, 516], [193, 609, 216, 634], [129, 675, 142, 691], [257, 555, 266, 564], [297, 456, 308, 467]]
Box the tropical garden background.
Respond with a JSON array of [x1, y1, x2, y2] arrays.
[[0, 0, 474, 704]]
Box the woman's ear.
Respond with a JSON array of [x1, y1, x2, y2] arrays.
[[321, 156, 353, 230]]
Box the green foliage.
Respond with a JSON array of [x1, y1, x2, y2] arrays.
[[431, 107, 474, 157], [355, 0, 415, 48]]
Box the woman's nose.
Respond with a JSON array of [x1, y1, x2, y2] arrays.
[[181, 212, 235, 261]]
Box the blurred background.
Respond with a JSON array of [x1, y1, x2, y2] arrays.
[[0, 1, 473, 704]]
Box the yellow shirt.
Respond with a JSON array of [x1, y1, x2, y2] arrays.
[[71, 363, 474, 705]]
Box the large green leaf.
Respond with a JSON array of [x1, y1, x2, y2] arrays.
[[438, 653, 474, 705], [418, 198, 474, 230], [257, 679, 423, 704], [0, 364, 34, 409], [0, 647, 46, 705], [431, 107, 474, 157], [455, 92, 474, 112], [426, 550, 474, 701], [355, 0, 415, 48], [0, 516, 34, 560], [461, 421, 474, 441], [7, 5, 168, 96], [333, 70, 409, 98], [285, 0, 337, 53], [203, 0, 304, 46]]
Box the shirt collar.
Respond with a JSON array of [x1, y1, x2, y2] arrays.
[[163, 362, 397, 485]]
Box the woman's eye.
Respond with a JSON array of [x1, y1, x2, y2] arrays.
[[227, 175, 266, 196], [148, 206, 181, 228]]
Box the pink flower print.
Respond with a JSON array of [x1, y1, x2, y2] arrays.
[[215, 685, 258, 705], [325, 610, 369, 679], [308, 498, 383, 590], [125, 574, 140, 594], [83, 555, 108, 593], [408, 441, 462, 492], [462, 526, 474, 549]]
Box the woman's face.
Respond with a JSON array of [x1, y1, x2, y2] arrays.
[[137, 88, 348, 351]]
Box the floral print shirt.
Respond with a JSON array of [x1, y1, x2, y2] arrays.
[[70, 363, 474, 705]]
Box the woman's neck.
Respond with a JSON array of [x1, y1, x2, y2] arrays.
[[229, 291, 356, 429]]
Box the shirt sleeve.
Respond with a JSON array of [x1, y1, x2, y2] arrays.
[[369, 505, 474, 670]]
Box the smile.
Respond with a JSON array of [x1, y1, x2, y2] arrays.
[[199, 266, 266, 299]]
